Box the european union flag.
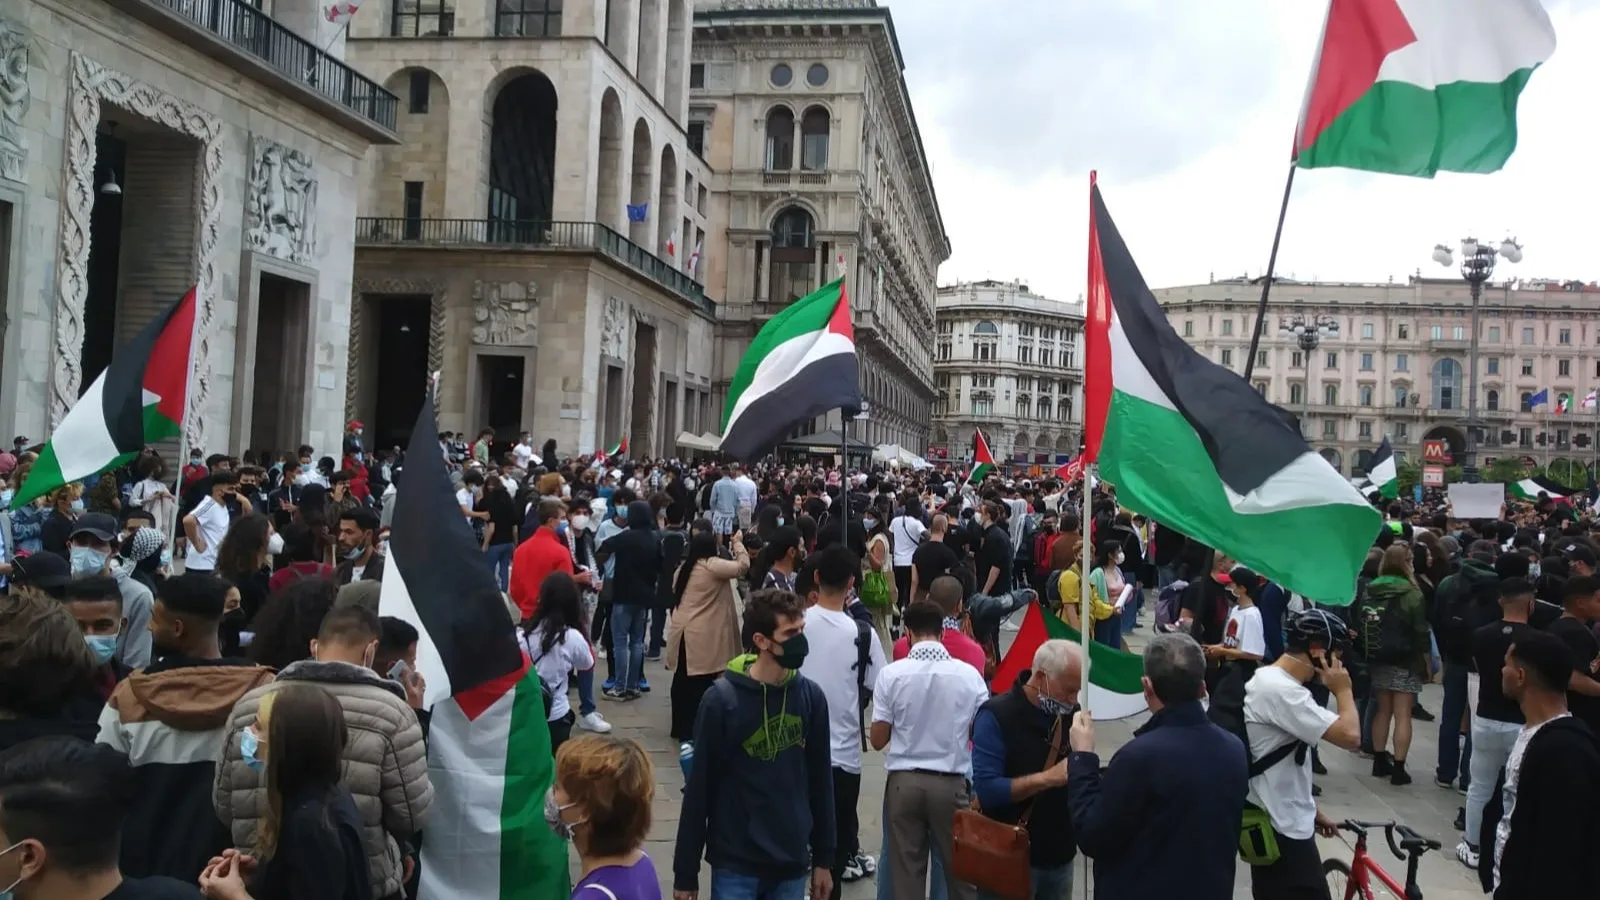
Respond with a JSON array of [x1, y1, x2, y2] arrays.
[[626, 202, 649, 223], [1529, 387, 1550, 408]]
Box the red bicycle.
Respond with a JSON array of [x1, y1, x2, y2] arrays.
[[1323, 818, 1442, 900]]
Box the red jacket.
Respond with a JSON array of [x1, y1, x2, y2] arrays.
[[510, 527, 573, 619]]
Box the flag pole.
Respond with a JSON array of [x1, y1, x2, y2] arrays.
[[166, 284, 204, 553], [1079, 462, 1093, 663], [1242, 161, 1298, 382], [839, 412, 850, 546]]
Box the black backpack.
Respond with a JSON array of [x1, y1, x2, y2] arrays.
[[1437, 573, 1497, 663], [853, 616, 875, 751], [1206, 664, 1308, 778], [1356, 590, 1415, 665]]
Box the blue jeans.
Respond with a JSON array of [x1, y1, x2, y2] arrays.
[[978, 861, 1074, 900], [1436, 660, 1472, 787], [610, 603, 648, 692], [485, 543, 513, 591], [575, 668, 596, 716], [1093, 611, 1122, 647], [1157, 564, 1177, 591], [710, 870, 806, 900]]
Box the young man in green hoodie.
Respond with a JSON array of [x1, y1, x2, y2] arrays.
[[672, 588, 835, 900]]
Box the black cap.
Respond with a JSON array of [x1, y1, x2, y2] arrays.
[[12, 552, 72, 591], [70, 513, 119, 543], [1562, 542, 1596, 567]]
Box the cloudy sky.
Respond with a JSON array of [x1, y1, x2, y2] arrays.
[[891, 0, 1600, 303]]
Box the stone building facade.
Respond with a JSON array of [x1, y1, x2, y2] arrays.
[[344, 0, 719, 457], [1, 0, 397, 458], [932, 279, 1084, 465], [1156, 275, 1600, 477], [691, 0, 948, 453]]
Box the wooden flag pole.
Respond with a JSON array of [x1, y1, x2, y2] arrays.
[[1242, 161, 1298, 382]]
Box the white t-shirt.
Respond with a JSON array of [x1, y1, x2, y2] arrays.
[[800, 604, 886, 774], [455, 488, 475, 525], [889, 515, 926, 567], [871, 642, 988, 773], [1494, 714, 1566, 887], [522, 627, 594, 722], [184, 496, 229, 571], [1243, 665, 1338, 839], [512, 442, 535, 469], [1222, 605, 1266, 658]]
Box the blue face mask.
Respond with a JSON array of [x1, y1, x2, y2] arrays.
[[240, 729, 264, 773], [85, 633, 119, 666], [70, 498, 86, 513], [70, 547, 108, 575], [0, 489, 13, 508]]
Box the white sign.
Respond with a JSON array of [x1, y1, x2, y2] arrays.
[[1447, 483, 1504, 520]]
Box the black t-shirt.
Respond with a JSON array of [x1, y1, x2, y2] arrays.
[[481, 492, 519, 545], [1470, 620, 1533, 724], [1547, 616, 1600, 734], [976, 524, 1013, 594], [104, 876, 204, 899], [911, 539, 959, 589]]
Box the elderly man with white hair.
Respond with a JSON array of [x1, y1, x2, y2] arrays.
[[968, 639, 1084, 900]]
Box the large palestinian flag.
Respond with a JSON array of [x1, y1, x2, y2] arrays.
[[1368, 438, 1399, 501], [968, 430, 996, 484], [1294, 0, 1555, 177], [719, 277, 861, 461], [1083, 179, 1380, 604], [379, 391, 568, 900], [992, 605, 1146, 720], [16, 287, 196, 507], [1510, 476, 1568, 502]]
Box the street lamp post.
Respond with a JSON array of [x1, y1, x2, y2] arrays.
[[1281, 315, 1339, 442], [1432, 237, 1523, 482]]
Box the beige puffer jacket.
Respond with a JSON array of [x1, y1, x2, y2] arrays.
[[213, 659, 433, 898]]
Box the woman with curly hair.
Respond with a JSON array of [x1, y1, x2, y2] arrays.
[[550, 734, 659, 900], [247, 574, 337, 671]]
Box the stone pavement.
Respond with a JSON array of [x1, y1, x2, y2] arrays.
[[582, 622, 1486, 899]]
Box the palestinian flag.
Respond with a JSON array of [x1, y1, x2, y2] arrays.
[[1510, 477, 1568, 502], [379, 392, 568, 900], [16, 287, 196, 507], [1083, 178, 1379, 604], [968, 430, 996, 484], [1294, 0, 1556, 177], [595, 435, 627, 464], [719, 277, 861, 460], [1368, 438, 1399, 501], [991, 605, 1146, 720]]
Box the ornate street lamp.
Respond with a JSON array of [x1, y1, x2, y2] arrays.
[[1433, 237, 1523, 481], [1280, 314, 1338, 440]]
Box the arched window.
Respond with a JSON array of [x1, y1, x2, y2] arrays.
[[800, 107, 829, 170], [1521, 391, 1534, 412], [487, 71, 559, 231], [764, 107, 794, 170], [1037, 397, 1050, 420], [770, 207, 815, 303], [973, 321, 999, 335], [1324, 383, 1338, 406], [1486, 389, 1500, 411], [1431, 358, 1462, 410], [1058, 398, 1071, 421]]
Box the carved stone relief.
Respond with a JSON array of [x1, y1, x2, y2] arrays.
[[246, 136, 318, 266], [59, 54, 223, 447], [600, 295, 627, 358], [470, 281, 539, 346], [0, 17, 29, 184], [345, 278, 447, 425]]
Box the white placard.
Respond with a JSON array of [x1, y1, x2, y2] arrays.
[[1447, 483, 1505, 520]]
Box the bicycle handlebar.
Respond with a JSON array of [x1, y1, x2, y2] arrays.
[[1338, 819, 1442, 860]]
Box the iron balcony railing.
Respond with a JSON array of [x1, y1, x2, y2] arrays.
[[148, 0, 398, 130], [356, 217, 714, 316]]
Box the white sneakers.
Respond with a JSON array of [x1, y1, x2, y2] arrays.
[[578, 711, 613, 734]]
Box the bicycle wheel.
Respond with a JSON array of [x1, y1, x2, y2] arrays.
[[1323, 858, 1356, 900]]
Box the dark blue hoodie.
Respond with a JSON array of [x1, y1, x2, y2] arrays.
[[672, 654, 835, 891]]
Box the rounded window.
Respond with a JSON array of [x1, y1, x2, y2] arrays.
[[771, 64, 793, 87], [806, 63, 829, 87]]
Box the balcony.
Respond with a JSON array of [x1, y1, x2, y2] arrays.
[[1427, 337, 1470, 351], [356, 218, 714, 318], [111, 0, 400, 141]]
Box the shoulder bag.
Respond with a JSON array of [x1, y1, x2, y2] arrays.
[[950, 717, 1063, 899]]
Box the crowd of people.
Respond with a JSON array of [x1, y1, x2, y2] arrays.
[[2, 419, 1600, 900]]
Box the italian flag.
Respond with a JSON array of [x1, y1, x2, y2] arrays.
[[1368, 437, 1399, 501], [1084, 178, 1380, 604], [1295, 0, 1556, 177], [380, 392, 568, 900], [968, 430, 995, 484], [992, 605, 1147, 720], [719, 277, 861, 460], [16, 287, 196, 507], [1511, 477, 1567, 501]]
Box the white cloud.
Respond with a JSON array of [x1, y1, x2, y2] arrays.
[[897, 0, 1600, 302]]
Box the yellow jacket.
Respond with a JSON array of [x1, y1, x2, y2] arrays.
[[1056, 564, 1113, 624]]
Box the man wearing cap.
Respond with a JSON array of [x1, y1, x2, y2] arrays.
[[69, 512, 154, 670], [1561, 541, 1597, 578]]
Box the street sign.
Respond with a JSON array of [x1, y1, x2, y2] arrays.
[[1422, 465, 1446, 487], [1422, 439, 1451, 465]]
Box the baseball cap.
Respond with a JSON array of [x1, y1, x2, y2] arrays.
[[1561, 542, 1596, 568], [70, 513, 119, 543], [11, 552, 72, 592]]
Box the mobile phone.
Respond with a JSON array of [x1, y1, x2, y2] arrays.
[[388, 660, 411, 681]]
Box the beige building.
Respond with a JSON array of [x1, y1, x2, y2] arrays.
[[2, 0, 397, 457], [691, 0, 949, 453], [343, 0, 718, 456], [1155, 275, 1600, 476], [933, 279, 1084, 465]]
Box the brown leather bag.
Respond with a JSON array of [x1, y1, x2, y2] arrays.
[[949, 718, 1064, 900]]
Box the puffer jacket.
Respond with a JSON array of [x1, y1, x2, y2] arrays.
[[213, 659, 432, 898]]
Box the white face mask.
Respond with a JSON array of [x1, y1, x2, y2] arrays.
[[267, 531, 285, 555], [570, 515, 590, 532]]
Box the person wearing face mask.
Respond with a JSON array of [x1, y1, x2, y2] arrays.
[[0, 736, 205, 900], [672, 588, 835, 900], [61, 576, 133, 720], [96, 574, 275, 883], [552, 734, 661, 900], [184, 472, 242, 574], [71, 514, 153, 671], [334, 509, 384, 587], [215, 607, 430, 900], [969, 639, 1083, 900]]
